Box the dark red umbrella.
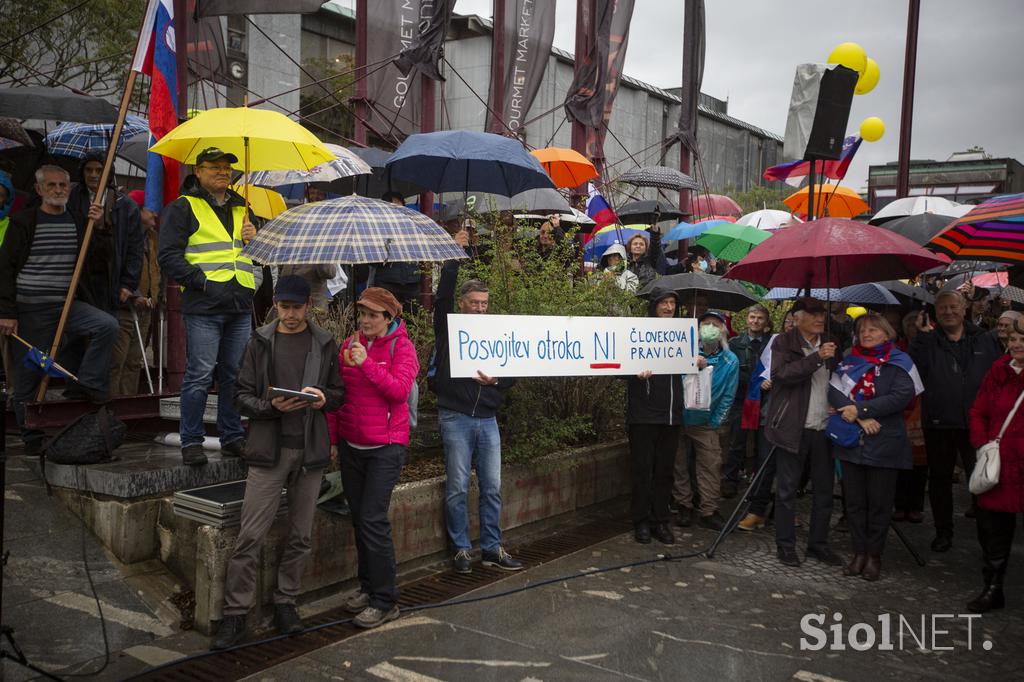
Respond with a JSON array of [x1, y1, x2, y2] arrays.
[[724, 218, 948, 289], [690, 193, 741, 218]]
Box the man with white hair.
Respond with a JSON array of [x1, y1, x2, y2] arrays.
[[0, 165, 119, 453], [910, 290, 1002, 552]]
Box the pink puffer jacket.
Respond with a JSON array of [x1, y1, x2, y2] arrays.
[[327, 319, 419, 447]]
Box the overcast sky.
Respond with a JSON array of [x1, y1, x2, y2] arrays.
[[454, 0, 1024, 191]]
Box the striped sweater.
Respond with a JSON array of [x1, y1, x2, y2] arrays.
[[15, 211, 77, 309]]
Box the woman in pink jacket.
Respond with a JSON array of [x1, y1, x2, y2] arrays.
[[327, 287, 419, 629]]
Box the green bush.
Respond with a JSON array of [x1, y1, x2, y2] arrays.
[[428, 223, 643, 464]]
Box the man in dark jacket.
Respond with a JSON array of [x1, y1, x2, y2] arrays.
[[0, 165, 119, 451], [626, 288, 685, 545], [764, 297, 842, 568], [910, 290, 1002, 552], [158, 147, 257, 466], [722, 304, 771, 498], [68, 152, 144, 315], [212, 276, 343, 650], [431, 230, 520, 574]]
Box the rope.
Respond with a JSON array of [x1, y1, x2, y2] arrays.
[[441, 56, 521, 140]]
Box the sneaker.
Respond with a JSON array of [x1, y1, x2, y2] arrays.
[[651, 523, 675, 545], [676, 507, 694, 528], [274, 604, 303, 635], [482, 547, 523, 571], [737, 513, 765, 532], [698, 512, 725, 532], [211, 614, 246, 650], [343, 588, 370, 614], [353, 604, 400, 629], [806, 546, 844, 567], [777, 548, 801, 567], [182, 444, 208, 467], [634, 522, 652, 544], [221, 439, 246, 458], [452, 549, 473, 574]]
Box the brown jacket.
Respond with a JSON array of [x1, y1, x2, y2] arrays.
[[764, 327, 838, 453]]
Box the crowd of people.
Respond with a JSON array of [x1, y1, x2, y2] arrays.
[[0, 152, 1021, 651]]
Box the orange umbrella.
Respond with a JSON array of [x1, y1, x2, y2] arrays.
[[530, 147, 598, 188], [784, 184, 869, 219]]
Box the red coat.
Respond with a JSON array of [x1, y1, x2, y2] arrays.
[[327, 319, 419, 447], [969, 354, 1024, 513]]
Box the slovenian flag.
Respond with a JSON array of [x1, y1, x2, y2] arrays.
[[586, 184, 618, 229], [764, 136, 863, 187], [131, 0, 179, 213]]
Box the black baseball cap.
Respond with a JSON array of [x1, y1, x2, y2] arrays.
[[699, 310, 728, 324], [791, 296, 827, 315], [195, 146, 238, 165], [273, 275, 311, 303]]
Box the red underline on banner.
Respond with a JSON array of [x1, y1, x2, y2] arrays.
[[589, 363, 622, 369]]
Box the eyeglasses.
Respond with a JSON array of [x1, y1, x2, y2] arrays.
[[198, 165, 233, 174]]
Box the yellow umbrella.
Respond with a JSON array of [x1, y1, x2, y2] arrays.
[[150, 105, 335, 221], [231, 184, 287, 220]]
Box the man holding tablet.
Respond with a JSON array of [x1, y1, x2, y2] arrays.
[[212, 275, 344, 649]]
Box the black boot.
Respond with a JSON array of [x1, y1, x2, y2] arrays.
[[967, 559, 1007, 614]]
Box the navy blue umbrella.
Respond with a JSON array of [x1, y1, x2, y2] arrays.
[[385, 130, 555, 197]]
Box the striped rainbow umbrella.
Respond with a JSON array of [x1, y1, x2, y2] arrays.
[[928, 193, 1024, 264]]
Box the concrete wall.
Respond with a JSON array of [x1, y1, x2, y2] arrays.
[[189, 440, 630, 633]]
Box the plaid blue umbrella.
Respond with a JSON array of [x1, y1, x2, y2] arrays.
[[241, 196, 468, 265], [765, 283, 899, 306], [45, 115, 149, 158], [386, 130, 555, 197]]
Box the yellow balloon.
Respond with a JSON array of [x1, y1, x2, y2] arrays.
[[827, 42, 868, 75], [860, 117, 885, 142], [855, 58, 880, 95]]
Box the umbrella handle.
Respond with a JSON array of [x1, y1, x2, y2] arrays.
[[243, 135, 251, 241]]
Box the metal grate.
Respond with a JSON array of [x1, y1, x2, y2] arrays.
[[137, 512, 630, 681]]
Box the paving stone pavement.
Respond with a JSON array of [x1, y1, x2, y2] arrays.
[[244, 488, 1023, 682]]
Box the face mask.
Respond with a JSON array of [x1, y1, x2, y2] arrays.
[[700, 324, 722, 342]]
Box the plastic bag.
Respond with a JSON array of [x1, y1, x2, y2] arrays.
[[684, 366, 713, 411]]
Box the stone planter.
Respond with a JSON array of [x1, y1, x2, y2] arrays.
[[184, 439, 630, 633]]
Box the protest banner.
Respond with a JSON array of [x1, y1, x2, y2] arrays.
[[447, 314, 699, 378]]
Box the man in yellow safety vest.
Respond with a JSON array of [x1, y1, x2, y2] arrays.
[[158, 147, 257, 466]]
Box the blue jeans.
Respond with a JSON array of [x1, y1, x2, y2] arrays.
[[440, 408, 503, 553], [14, 302, 119, 444], [180, 312, 250, 448]]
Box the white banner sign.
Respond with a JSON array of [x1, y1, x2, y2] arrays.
[[447, 314, 699, 378]]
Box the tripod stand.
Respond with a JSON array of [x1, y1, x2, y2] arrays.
[[706, 443, 926, 567], [0, 385, 64, 681]]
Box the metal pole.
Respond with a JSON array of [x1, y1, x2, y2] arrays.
[[130, 306, 154, 394], [896, 0, 921, 199], [489, 0, 506, 135], [807, 159, 816, 220], [354, 0, 368, 146], [419, 72, 435, 311]]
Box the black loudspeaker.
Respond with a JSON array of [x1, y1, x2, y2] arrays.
[[804, 65, 858, 160]]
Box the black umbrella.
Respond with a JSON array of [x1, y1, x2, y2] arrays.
[[331, 146, 420, 199], [876, 280, 934, 305], [0, 86, 118, 123], [617, 200, 685, 225], [880, 213, 957, 246], [116, 132, 150, 169], [618, 165, 700, 191], [638, 272, 758, 312]]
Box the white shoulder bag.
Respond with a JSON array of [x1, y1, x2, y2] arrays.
[[970, 388, 1024, 495]]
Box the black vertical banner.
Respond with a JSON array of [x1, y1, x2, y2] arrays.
[[395, 0, 455, 80], [677, 0, 705, 154], [486, 0, 556, 135], [365, 0, 427, 139], [564, 0, 635, 158]]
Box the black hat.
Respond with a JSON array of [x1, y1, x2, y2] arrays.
[[273, 275, 311, 303], [195, 146, 239, 165], [699, 309, 728, 324], [791, 296, 827, 315]]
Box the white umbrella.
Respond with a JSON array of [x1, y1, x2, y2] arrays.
[[248, 143, 371, 188], [736, 209, 802, 231], [869, 196, 972, 225]]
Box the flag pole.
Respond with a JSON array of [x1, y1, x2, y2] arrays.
[[34, 8, 151, 402]]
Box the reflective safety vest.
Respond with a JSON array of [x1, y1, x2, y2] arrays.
[[182, 196, 255, 290], [0, 216, 8, 248]]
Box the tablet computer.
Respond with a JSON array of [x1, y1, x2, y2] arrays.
[[267, 386, 320, 402]]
